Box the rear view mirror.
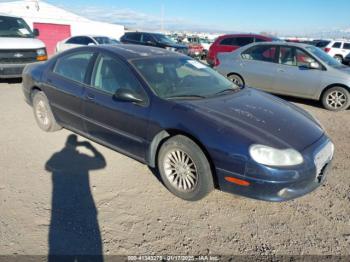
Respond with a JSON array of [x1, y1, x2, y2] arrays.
[[114, 88, 144, 103], [33, 28, 39, 37]]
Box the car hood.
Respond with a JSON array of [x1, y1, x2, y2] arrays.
[[179, 88, 324, 151], [0, 37, 45, 49]]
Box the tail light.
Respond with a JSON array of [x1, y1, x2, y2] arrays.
[[324, 48, 331, 53]]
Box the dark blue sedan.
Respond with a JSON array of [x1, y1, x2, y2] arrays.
[[22, 45, 334, 201]]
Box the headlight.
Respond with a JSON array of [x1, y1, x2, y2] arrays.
[[36, 48, 48, 61], [165, 47, 176, 52], [36, 48, 46, 56], [249, 144, 303, 166]]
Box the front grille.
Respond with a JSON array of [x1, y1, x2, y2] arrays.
[[0, 66, 24, 76], [0, 49, 37, 64]]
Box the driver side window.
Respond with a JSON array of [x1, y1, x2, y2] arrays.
[[91, 55, 145, 96]]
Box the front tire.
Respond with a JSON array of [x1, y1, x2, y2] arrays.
[[157, 135, 214, 201], [321, 86, 350, 111], [228, 74, 245, 88], [32, 91, 62, 132]]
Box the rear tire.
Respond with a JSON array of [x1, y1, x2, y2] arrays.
[[157, 135, 214, 201], [32, 91, 62, 132], [228, 74, 245, 88], [334, 55, 343, 64], [321, 86, 350, 111]]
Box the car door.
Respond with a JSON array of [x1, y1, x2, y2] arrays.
[[240, 44, 279, 91], [81, 52, 151, 161], [43, 51, 96, 131], [273, 46, 322, 98]]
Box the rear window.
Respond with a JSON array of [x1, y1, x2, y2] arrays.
[[236, 37, 254, 46], [220, 37, 234, 45], [332, 42, 342, 48], [314, 40, 330, 48], [125, 33, 141, 42], [220, 36, 254, 47]]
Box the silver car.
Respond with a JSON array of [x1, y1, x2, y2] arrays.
[[216, 42, 350, 111]]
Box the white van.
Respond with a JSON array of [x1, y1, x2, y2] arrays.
[[0, 14, 47, 78]]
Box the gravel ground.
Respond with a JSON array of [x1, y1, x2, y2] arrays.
[[0, 80, 349, 257]]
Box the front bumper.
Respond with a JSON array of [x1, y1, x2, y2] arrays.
[[216, 135, 334, 202], [0, 63, 26, 78]]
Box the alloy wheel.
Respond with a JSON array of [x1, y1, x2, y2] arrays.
[[163, 149, 198, 191], [35, 100, 50, 127], [229, 75, 244, 87], [326, 90, 347, 109]]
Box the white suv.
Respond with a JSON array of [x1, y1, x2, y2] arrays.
[[323, 40, 350, 63]]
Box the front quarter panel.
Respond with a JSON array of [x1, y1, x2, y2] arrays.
[[22, 61, 47, 104]]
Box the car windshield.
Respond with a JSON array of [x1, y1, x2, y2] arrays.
[[153, 34, 177, 45], [306, 46, 341, 67], [0, 15, 34, 38], [93, 37, 113, 44], [132, 57, 239, 99]]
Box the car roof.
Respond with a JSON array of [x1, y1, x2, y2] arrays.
[[69, 35, 110, 38], [243, 41, 312, 49], [219, 33, 274, 38], [97, 44, 183, 60]]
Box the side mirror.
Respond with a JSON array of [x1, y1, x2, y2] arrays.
[[146, 41, 156, 46], [33, 28, 39, 37], [88, 42, 96, 46], [114, 88, 144, 103], [309, 62, 320, 69]]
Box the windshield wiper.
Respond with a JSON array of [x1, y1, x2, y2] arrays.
[[166, 94, 207, 99], [212, 88, 239, 96]]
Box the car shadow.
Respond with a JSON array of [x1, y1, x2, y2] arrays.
[[0, 78, 22, 84], [275, 94, 323, 109], [276, 94, 350, 111], [45, 134, 106, 262]]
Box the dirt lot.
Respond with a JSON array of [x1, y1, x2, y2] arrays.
[[0, 80, 349, 257]]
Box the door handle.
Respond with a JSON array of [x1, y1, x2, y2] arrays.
[[85, 93, 95, 101], [277, 68, 285, 73]]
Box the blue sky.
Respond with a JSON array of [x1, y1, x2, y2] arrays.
[[47, 0, 350, 35]]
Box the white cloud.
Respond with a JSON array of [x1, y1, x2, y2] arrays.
[[58, 4, 225, 32]]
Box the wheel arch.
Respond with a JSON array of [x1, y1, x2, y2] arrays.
[[319, 83, 350, 100], [29, 86, 43, 104], [147, 129, 219, 188]]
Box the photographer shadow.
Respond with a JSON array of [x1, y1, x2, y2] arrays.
[[46, 134, 106, 262]]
